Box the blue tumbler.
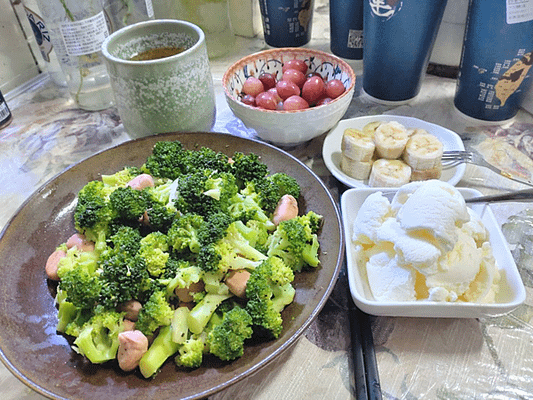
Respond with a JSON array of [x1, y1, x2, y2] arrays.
[[362, 0, 448, 103], [454, 0, 533, 122], [258, 0, 315, 47], [329, 0, 364, 60]]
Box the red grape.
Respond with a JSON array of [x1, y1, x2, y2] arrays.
[[283, 95, 309, 110], [315, 97, 333, 106], [282, 69, 306, 88], [267, 87, 282, 103], [275, 80, 300, 100], [282, 59, 308, 74], [242, 76, 264, 97], [301, 76, 326, 105], [255, 91, 278, 110], [258, 73, 277, 90], [325, 79, 346, 99], [241, 94, 256, 106]]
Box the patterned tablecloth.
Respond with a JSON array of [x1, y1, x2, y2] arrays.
[[2, 21, 533, 400]]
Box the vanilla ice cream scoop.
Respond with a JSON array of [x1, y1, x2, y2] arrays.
[[352, 180, 500, 304]]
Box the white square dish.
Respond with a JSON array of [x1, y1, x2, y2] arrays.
[[340, 187, 526, 318]]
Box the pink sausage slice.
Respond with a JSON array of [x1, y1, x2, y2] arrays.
[[225, 270, 251, 298], [126, 174, 154, 190], [66, 233, 95, 252], [272, 194, 299, 226], [45, 249, 66, 281], [117, 330, 149, 372]]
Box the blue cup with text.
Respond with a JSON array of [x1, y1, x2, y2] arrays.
[[454, 0, 533, 122], [258, 0, 315, 47], [330, 0, 364, 60], [362, 0, 448, 103]]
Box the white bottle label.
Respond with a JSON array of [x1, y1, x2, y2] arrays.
[[24, 6, 54, 62], [507, 0, 533, 24], [59, 11, 109, 56]]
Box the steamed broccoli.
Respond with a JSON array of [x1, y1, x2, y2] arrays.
[[74, 180, 115, 244], [228, 183, 276, 230], [135, 290, 174, 336], [268, 172, 301, 200], [108, 186, 149, 223], [207, 306, 253, 361], [72, 308, 125, 364], [138, 232, 170, 277], [266, 212, 322, 272], [230, 152, 268, 187], [245, 257, 295, 339], [174, 170, 239, 217], [168, 213, 204, 254], [175, 335, 206, 369], [197, 213, 267, 273], [139, 324, 180, 378]]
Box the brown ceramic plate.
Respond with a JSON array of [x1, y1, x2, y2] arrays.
[[0, 132, 344, 400]]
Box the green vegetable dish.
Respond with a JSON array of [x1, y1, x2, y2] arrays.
[[45, 140, 323, 378]]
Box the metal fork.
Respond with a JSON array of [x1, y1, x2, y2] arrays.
[[441, 150, 533, 187]]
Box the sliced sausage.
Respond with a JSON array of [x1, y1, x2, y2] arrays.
[[66, 233, 95, 252], [225, 269, 251, 298], [175, 281, 205, 303], [126, 174, 154, 190], [117, 330, 149, 372], [45, 249, 66, 281], [118, 300, 142, 321], [272, 194, 299, 226]]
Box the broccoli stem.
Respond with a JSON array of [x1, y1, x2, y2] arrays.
[[171, 307, 190, 344], [187, 293, 232, 335], [139, 325, 180, 378]]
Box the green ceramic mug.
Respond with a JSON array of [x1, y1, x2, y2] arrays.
[[101, 19, 216, 139]]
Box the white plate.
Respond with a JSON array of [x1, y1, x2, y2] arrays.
[[323, 115, 466, 188], [341, 187, 526, 318]]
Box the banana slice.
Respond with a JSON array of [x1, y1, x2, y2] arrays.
[[374, 121, 409, 159], [369, 159, 412, 187], [341, 128, 375, 162], [340, 155, 373, 180], [362, 121, 382, 136], [407, 128, 429, 137], [410, 164, 442, 181], [403, 132, 443, 170]]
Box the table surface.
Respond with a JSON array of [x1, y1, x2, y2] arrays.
[[2, 8, 533, 399]]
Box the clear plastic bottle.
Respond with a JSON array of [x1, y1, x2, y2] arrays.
[[20, 0, 67, 87], [34, 0, 115, 111]]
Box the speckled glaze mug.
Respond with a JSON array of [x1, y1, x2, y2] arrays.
[[101, 19, 216, 138]]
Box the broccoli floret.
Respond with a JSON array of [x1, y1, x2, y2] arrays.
[[174, 171, 239, 217], [108, 186, 149, 223], [139, 324, 181, 378], [72, 309, 125, 364], [162, 261, 204, 299], [56, 246, 99, 279], [175, 335, 206, 369], [228, 184, 276, 230], [74, 180, 115, 243], [183, 146, 232, 175], [144, 202, 177, 234], [168, 213, 204, 254], [135, 290, 174, 336], [207, 307, 253, 361], [244, 257, 295, 339], [101, 167, 142, 187], [187, 293, 233, 334], [138, 232, 170, 277], [59, 266, 102, 311], [268, 172, 301, 200], [230, 152, 269, 187], [197, 214, 267, 273], [265, 212, 322, 272], [105, 225, 143, 257], [142, 141, 188, 180], [99, 253, 150, 309]]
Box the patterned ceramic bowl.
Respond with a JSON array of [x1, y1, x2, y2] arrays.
[[223, 48, 356, 147]]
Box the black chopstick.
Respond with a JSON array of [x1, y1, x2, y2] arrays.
[[348, 295, 382, 400]]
